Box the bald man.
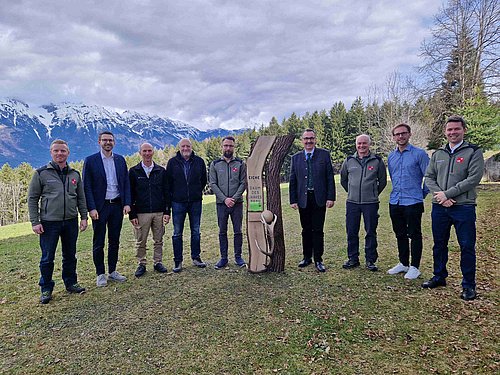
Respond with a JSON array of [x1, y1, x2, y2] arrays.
[[340, 134, 387, 272], [165, 138, 208, 273], [128, 143, 169, 277]]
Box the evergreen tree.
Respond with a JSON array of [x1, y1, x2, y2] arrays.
[[461, 94, 500, 150]]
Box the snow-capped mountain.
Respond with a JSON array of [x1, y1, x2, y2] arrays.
[[0, 99, 242, 167]]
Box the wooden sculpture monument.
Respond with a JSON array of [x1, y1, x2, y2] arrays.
[[246, 135, 295, 273]]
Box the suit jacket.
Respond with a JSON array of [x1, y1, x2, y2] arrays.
[[82, 151, 131, 212], [289, 147, 336, 208]]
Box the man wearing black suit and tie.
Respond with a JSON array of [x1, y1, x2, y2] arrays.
[[289, 129, 336, 272]]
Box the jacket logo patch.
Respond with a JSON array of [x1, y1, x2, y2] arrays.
[[368, 166, 374, 171], [232, 167, 238, 172], [456, 157, 464, 163], [71, 178, 77, 185]]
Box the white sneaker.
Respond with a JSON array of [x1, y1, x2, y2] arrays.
[[387, 263, 409, 275], [108, 271, 127, 282], [96, 274, 107, 287], [404, 266, 421, 280]]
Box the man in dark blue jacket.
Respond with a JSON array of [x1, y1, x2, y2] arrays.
[[289, 129, 336, 272], [83, 131, 131, 287], [165, 138, 207, 273], [129, 143, 169, 277]]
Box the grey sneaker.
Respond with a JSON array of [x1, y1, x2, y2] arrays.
[[192, 257, 207, 268], [173, 261, 183, 273], [96, 274, 108, 287], [108, 271, 127, 282]]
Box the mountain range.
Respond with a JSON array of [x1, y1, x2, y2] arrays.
[[0, 99, 242, 167]]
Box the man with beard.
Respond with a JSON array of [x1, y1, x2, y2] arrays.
[[165, 138, 207, 273], [289, 129, 336, 272], [209, 136, 247, 269], [387, 123, 429, 280]]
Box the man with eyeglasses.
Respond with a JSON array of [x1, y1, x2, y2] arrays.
[[209, 136, 247, 269], [83, 131, 131, 287], [387, 124, 429, 280], [290, 129, 335, 272]]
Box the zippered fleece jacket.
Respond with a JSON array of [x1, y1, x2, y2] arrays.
[[424, 141, 484, 206], [28, 162, 88, 225], [340, 152, 387, 204], [209, 157, 247, 204]]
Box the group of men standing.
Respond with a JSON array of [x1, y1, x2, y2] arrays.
[[28, 114, 483, 304], [28, 133, 246, 304], [289, 115, 483, 301]]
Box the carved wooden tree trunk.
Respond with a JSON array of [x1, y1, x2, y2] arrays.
[[266, 135, 295, 272]]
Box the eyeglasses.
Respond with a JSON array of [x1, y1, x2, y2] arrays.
[[393, 132, 409, 137], [303, 137, 316, 140]]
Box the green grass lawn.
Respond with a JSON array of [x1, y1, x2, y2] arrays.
[[0, 182, 498, 374]]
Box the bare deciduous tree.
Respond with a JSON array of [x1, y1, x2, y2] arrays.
[[420, 0, 499, 101]]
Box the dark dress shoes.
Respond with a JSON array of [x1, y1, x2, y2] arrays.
[[135, 264, 147, 277], [315, 262, 326, 272], [154, 263, 168, 273], [365, 262, 378, 272], [298, 258, 312, 268], [421, 278, 446, 289], [461, 288, 477, 301], [342, 259, 360, 269]]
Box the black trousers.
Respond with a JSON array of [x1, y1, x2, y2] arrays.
[[92, 201, 124, 275], [389, 203, 424, 268], [298, 191, 326, 262]]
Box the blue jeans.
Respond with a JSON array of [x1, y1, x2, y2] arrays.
[[92, 201, 124, 275], [171, 201, 202, 263], [431, 204, 476, 288], [346, 202, 379, 263], [39, 219, 79, 292], [216, 202, 243, 259]]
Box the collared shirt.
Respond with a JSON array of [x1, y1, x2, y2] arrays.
[[141, 161, 154, 177], [303, 147, 315, 158], [388, 144, 430, 205], [449, 140, 464, 153], [100, 150, 120, 199]]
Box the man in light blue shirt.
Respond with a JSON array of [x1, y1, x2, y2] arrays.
[[387, 124, 429, 279]]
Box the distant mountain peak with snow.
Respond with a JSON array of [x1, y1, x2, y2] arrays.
[[0, 98, 242, 167]]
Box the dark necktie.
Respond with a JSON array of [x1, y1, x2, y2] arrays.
[[306, 153, 313, 190]]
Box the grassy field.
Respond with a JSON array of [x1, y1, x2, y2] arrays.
[[0, 181, 498, 374]]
